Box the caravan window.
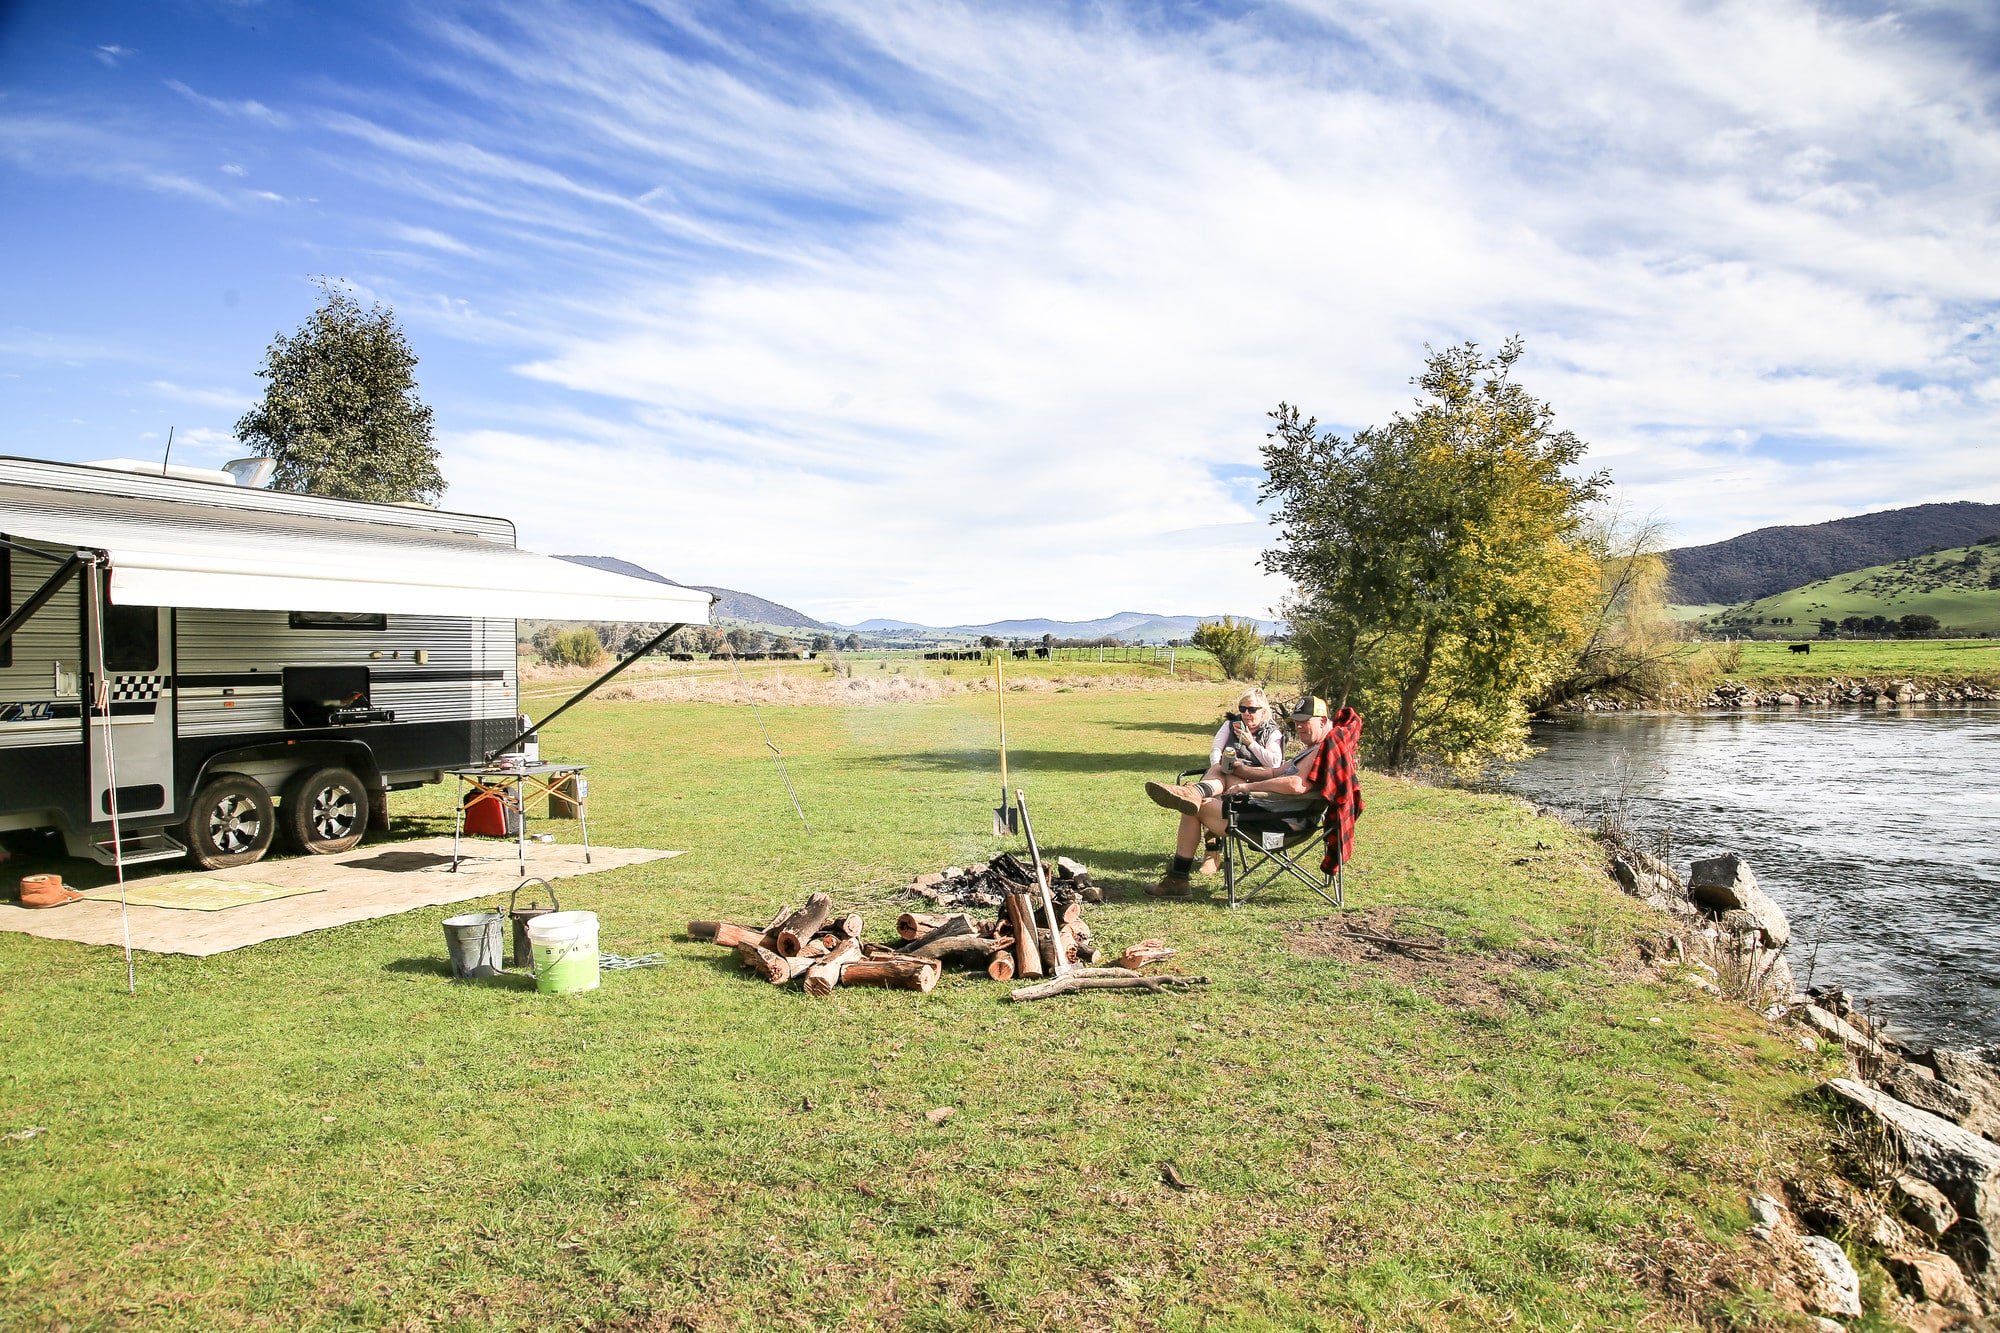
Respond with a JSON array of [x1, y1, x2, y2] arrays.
[[104, 603, 158, 672], [289, 611, 387, 631]]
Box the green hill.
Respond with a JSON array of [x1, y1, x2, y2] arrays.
[[1704, 538, 2000, 636]]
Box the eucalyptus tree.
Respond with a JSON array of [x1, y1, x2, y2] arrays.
[[1261, 339, 1607, 770]]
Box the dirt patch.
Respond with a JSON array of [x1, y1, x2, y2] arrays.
[[1283, 906, 1577, 1018]]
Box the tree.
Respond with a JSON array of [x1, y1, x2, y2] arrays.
[[1533, 509, 1713, 711], [1898, 613, 1939, 637], [810, 633, 833, 652], [235, 279, 444, 504], [1262, 339, 1607, 771], [1190, 617, 1262, 680], [843, 633, 862, 651], [725, 626, 765, 653]]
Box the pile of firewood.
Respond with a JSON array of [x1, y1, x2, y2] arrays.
[[689, 853, 1211, 1002]]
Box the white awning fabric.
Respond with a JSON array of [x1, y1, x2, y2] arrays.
[[0, 484, 712, 624]]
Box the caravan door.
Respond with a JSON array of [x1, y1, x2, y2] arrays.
[[85, 596, 176, 827]]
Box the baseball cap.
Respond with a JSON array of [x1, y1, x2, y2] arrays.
[[1288, 695, 1329, 720]]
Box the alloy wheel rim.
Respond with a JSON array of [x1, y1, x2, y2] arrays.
[[208, 794, 261, 854], [310, 784, 359, 840]]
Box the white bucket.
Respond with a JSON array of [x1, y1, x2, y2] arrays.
[[526, 910, 600, 994]]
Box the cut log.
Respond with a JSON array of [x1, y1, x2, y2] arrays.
[[830, 912, 865, 941], [703, 921, 771, 949], [774, 893, 834, 956], [1034, 928, 1077, 967], [686, 920, 722, 941], [1005, 892, 1044, 979], [987, 952, 1016, 982], [1008, 972, 1210, 1002], [1075, 940, 1103, 967], [898, 914, 974, 954], [737, 942, 791, 983], [1119, 939, 1177, 969], [903, 934, 1011, 965], [840, 957, 941, 993], [803, 939, 861, 997], [859, 941, 900, 960], [897, 911, 952, 941]]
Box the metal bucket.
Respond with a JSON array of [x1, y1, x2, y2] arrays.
[[443, 910, 505, 979], [508, 878, 560, 970]]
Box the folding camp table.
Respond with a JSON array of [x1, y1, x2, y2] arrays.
[[445, 763, 591, 874]]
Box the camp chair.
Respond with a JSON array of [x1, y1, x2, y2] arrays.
[[1218, 792, 1342, 910]]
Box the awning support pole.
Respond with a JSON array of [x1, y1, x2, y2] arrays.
[[0, 551, 90, 652], [485, 622, 688, 762]]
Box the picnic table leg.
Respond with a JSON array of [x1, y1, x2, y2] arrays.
[[514, 777, 528, 875], [450, 777, 464, 872], [578, 772, 592, 865]]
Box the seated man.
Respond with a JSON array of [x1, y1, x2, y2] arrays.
[[1143, 695, 1336, 898]]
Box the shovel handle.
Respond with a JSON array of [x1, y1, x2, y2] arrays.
[[1015, 789, 1067, 977]]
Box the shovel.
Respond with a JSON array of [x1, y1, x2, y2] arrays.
[[993, 654, 1019, 836]]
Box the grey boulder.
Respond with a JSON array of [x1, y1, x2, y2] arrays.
[[1687, 854, 1791, 948]]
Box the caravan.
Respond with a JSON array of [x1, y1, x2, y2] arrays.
[[0, 456, 708, 870]]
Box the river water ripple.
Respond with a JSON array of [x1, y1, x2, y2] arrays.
[[1498, 706, 2000, 1049]]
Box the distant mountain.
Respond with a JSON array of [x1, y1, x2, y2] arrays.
[[1664, 502, 2000, 606], [833, 611, 1283, 643], [554, 555, 831, 631]]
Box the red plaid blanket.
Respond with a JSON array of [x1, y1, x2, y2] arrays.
[[1299, 707, 1363, 872]]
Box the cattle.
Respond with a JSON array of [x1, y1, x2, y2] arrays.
[[1035, 647, 1050, 658], [669, 652, 695, 661], [1012, 649, 1029, 659], [1789, 642, 1812, 654]]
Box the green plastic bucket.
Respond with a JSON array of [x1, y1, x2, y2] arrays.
[[527, 910, 599, 994]]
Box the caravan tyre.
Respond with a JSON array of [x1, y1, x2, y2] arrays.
[[282, 767, 370, 855], [183, 775, 276, 870]]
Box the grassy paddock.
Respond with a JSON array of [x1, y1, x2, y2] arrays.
[[1718, 637, 2000, 683], [0, 687, 1837, 1330]]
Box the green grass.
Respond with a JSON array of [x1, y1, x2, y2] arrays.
[[1704, 540, 2000, 637], [0, 687, 1838, 1330], [1719, 637, 2000, 683]]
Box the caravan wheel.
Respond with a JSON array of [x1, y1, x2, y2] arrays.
[[282, 767, 370, 855], [183, 775, 276, 870]]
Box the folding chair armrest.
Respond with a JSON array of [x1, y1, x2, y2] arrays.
[[1177, 767, 1206, 784]]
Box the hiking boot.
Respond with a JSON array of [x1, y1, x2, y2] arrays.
[[1146, 872, 1192, 898], [1144, 781, 1205, 817]]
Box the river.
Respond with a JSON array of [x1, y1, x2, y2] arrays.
[[1498, 705, 2000, 1050]]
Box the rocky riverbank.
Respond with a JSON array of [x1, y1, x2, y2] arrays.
[[1563, 676, 2000, 713], [1606, 845, 1998, 1328]]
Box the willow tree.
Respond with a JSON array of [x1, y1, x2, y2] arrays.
[[1261, 339, 1606, 771], [235, 280, 444, 505]]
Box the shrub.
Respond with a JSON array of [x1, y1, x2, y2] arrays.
[[1191, 617, 1263, 680], [542, 627, 605, 668]]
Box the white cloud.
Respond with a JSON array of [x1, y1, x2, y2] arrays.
[[20, 2, 2000, 620], [146, 380, 251, 411], [164, 79, 290, 127], [94, 45, 135, 68], [220, 162, 247, 176]]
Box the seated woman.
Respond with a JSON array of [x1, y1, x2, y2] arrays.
[[1191, 688, 1286, 800]]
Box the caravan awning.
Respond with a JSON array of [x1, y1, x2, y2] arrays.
[[0, 484, 712, 624]]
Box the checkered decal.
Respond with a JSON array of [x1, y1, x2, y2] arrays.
[[108, 674, 164, 703]]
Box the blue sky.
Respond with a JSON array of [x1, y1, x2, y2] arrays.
[[3, 0, 1997, 624]]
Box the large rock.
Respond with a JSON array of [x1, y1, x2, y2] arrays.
[[1926, 1049, 2000, 1140], [1894, 1174, 1960, 1239], [1609, 847, 1695, 917], [1797, 1234, 1862, 1317], [1687, 854, 1791, 948], [1803, 1005, 1885, 1063], [1823, 1079, 2000, 1233], [1885, 1065, 1978, 1126], [1886, 1249, 1985, 1314]]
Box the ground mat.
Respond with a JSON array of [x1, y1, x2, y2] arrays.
[[0, 837, 680, 956], [80, 880, 322, 911]]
